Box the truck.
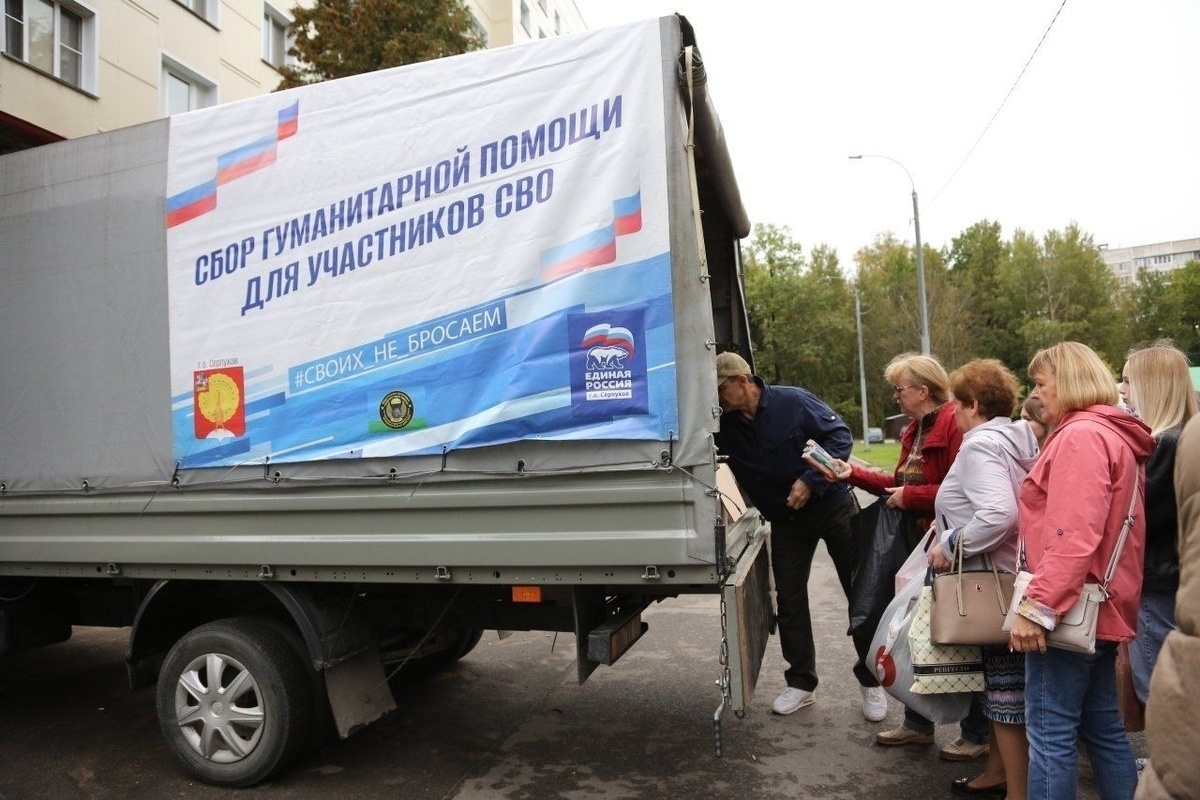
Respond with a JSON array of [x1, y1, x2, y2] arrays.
[[0, 14, 768, 787]]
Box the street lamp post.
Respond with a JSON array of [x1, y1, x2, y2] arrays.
[[855, 290, 870, 449], [849, 154, 931, 356]]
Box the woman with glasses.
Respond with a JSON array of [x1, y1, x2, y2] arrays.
[[827, 353, 987, 761]]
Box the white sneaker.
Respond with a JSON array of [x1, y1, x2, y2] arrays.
[[772, 687, 815, 715], [861, 685, 888, 722]]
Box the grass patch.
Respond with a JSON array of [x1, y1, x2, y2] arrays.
[[851, 441, 901, 470]]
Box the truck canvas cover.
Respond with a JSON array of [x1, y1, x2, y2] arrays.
[[0, 17, 749, 503]]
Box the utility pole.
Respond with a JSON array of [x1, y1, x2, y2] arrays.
[[855, 290, 870, 449], [849, 154, 931, 355]]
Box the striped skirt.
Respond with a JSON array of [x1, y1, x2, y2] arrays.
[[982, 644, 1026, 725]]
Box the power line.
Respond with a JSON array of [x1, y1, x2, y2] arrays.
[[927, 0, 1069, 209]]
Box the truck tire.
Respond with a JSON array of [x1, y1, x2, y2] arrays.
[[156, 617, 312, 787]]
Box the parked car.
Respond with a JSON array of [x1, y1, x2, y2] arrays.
[[866, 427, 884, 444]]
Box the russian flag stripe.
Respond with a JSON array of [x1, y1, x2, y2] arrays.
[[165, 103, 299, 229], [166, 178, 218, 213], [540, 226, 614, 268], [614, 209, 642, 235], [278, 101, 299, 125], [217, 146, 277, 185], [613, 192, 641, 217], [166, 193, 217, 227], [538, 190, 644, 281], [542, 242, 616, 281], [277, 102, 299, 139]]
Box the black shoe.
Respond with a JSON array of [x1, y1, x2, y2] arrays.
[[950, 777, 1007, 797]]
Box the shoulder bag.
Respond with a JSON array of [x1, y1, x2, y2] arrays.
[[1001, 486, 1139, 654]]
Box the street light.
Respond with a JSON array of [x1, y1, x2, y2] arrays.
[[855, 289, 870, 449], [849, 154, 931, 356]]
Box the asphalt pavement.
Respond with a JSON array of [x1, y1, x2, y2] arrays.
[[0, 540, 1133, 799]]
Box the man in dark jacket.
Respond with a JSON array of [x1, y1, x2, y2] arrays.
[[713, 352, 885, 721]]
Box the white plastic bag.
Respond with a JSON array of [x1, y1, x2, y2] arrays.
[[870, 570, 972, 724], [894, 524, 936, 593]]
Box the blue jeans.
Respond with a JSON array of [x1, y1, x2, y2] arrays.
[[1130, 588, 1176, 704], [1025, 642, 1137, 800]]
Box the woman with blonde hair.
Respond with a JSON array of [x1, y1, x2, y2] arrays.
[[1010, 342, 1154, 799], [827, 353, 987, 760], [1119, 342, 1198, 708]]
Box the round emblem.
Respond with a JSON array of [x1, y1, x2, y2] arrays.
[[379, 391, 414, 430]]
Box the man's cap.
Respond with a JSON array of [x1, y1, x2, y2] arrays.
[[716, 352, 752, 380]]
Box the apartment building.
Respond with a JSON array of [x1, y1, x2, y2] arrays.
[[467, 0, 585, 48], [0, 0, 586, 154], [1100, 237, 1200, 285]]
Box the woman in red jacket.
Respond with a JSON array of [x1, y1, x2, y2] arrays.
[[840, 352, 962, 540], [829, 353, 983, 760], [1010, 341, 1154, 800]]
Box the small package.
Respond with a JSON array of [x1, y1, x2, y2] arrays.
[[802, 439, 840, 480]]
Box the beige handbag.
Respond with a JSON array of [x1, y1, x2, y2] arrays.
[[929, 538, 1016, 646]]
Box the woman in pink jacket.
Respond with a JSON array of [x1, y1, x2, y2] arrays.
[[1010, 342, 1154, 800]]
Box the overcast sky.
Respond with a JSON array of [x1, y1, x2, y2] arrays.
[[572, 1, 1200, 269]]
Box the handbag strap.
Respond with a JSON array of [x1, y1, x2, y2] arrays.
[[1099, 482, 1141, 592], [1016, 481, 1140, 591], [950, 529, 1008, 615]]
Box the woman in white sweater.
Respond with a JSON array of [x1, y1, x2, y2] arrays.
[[928, 359, 1039, 799]]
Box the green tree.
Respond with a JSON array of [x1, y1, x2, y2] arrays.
[[852, 233, 932, 428], [946, 220, 1014, 365], [278, 0, 483, 89], [1165, 260, 1200, 362], [743, 224, 805, 385], [793, 244, 857, 424], [1119, 269, 1180, 348], [742, 226, 859, 430], [1005, 224, 1122, 367]]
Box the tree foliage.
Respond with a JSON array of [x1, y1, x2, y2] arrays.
[[743, 225, 858, 425], [740, 220, 1194, 437], [277, 0, 483, 89]]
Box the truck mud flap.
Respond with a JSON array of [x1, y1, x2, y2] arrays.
[[575, 591, 650, 684], [720, 528, 771, 713]]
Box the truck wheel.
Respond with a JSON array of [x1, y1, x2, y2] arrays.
[[156, 618, 311, 787]]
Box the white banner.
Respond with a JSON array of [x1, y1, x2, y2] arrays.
[[164, 20, 677, 467]]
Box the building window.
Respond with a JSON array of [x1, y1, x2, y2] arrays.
[[161, 55, 216, 116], [3, 0, 94, 90], [554, 11, 560, 34], [519, 0, 530, 34], [174, 0, 216, 25], [262, 3, 293, 68], [467, 9, 487, 46], [538, 0, 547, 13]]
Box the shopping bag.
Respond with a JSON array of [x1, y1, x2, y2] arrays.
[[909, 582, 985, 694], [895, 524, 936, 594], [870, 570, 972, 724], [849, 502, 916, 642]]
